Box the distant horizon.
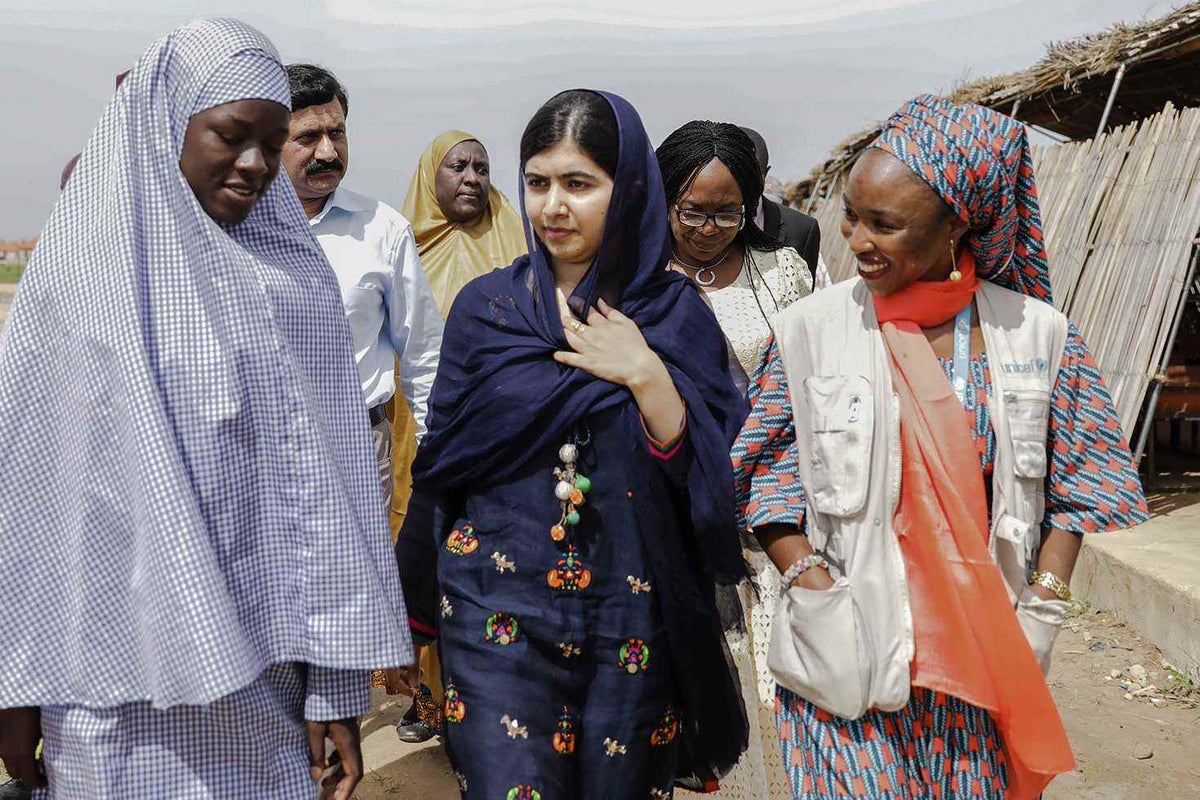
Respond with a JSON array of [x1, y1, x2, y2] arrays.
[[321, 0, 931, 30], [1, 0, 1172, 238]]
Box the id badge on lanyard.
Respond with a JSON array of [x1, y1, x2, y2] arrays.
[[952, 304, 972, 407]]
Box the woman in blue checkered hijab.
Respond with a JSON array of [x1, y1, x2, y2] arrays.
[[0, 19, 410, 799]]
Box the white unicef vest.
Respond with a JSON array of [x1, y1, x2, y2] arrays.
[[768, 278, 1068, 719]]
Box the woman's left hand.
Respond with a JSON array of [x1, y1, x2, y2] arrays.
[[553, 290, 664, 389]]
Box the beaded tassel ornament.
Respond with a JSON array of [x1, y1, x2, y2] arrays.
[[550, 442, 592, 542]]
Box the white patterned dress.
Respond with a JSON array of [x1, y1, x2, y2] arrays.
[[688, 245, 815, 800], [1, 20, 410, 799]]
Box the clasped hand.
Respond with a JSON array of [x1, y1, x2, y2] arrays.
[[553, 289, 660, 388]]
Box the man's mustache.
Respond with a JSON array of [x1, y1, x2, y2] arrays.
[[305, 159, 344, 176]]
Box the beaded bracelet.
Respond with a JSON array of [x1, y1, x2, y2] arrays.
[[781, 553, 831, 587]]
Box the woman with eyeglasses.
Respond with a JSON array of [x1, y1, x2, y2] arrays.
[[657, 122, 819, 397], [655, 121, 815, 800]]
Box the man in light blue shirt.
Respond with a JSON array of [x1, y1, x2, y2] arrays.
[[282, 64, 443, 516]]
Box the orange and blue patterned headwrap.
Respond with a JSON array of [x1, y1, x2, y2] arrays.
[[869, 94, 1053, 303]]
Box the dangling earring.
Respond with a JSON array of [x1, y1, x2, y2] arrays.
[[948, 238, 963, 282]]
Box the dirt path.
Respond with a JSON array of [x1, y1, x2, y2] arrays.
[[3, 607, 1191, 799], [356, 604, 1200, 799], [1040, 605, 1199, 799]]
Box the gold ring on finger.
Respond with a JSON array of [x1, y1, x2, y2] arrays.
[[569, 320, 585, 334]]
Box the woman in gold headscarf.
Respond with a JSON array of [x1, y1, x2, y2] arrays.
[[386, 131, 526, 742], [392, 131, 526, 532], [402, 130, 527, 313]]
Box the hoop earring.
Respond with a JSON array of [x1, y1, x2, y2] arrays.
[[948, 238, 963, 282]]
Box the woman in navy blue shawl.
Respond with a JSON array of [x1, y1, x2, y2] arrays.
[[398, 90, 748, 797]]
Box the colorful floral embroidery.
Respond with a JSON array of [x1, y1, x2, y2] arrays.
[[440, 595, 453, 618], [603, 737, 627, 757], [485, 612, 521, 646], [650, 705, 679, 746], [443, 680, 466, 724], [492, 551, 516, 573], [558, 642, 581, 658], [546, 547, 593, 592], [444, 524, 479, 556], [617, 638, 650, 674], [553, 707, 577, 755], [506, 786, 542, 800]]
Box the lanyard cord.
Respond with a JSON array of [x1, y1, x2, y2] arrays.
[[951, 304, 973, 407]]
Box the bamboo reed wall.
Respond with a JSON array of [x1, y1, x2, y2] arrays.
[[811, 103, 1200, 436]]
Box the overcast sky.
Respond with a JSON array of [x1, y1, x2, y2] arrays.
[[0, 0, 1173, 238]]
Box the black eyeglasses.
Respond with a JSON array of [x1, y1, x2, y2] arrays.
[[672, 206, 745, 229]]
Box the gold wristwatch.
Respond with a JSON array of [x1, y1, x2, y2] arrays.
[[1029, 570, 1072, 602]]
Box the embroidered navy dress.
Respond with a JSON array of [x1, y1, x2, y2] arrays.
[[435, 408, 689, 797]]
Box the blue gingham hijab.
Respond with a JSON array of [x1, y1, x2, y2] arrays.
[[0, 19, 411, 710]]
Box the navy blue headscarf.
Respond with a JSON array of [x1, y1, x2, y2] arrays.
[[411, 90, 748, 585]]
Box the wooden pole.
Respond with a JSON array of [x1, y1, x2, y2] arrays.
[[1096, 62, 1129, 138], [805, 174, 826, 214], [1133, 237, 1200, 463]]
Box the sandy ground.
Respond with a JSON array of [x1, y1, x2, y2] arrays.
[[356, 606, 1200, 799]]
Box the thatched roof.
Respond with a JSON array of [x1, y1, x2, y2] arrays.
[[787, 2, 1200, 207]]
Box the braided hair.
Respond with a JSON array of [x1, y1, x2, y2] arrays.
[[655, 121, 781, 251]]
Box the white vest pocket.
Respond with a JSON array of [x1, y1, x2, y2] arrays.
[[1002, 388, 1050, 478], [802, 375, 874, 517], [991, 512, 1036, 605], [768, 576, 871, 720]]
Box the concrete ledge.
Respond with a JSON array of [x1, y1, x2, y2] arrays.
[[1072, 494, 1200, 682]]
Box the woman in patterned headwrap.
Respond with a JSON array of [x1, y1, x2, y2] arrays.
[[733, 94, 1149, 799], [0, 19, 410, 800]]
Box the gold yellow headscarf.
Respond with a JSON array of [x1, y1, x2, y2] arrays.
[[388, 132, 527, 542], [401, 130, 527, 316]]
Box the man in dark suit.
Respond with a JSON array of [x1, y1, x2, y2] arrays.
[[741, 127, 821, 280]]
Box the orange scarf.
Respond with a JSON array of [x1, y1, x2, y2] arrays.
[[873, 251, 1075, 800], [873, 249, 980, 327]]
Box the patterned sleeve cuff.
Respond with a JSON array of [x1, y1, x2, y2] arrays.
[[641, 403, 688, 460], [742, 490, 806, 531], [1044, 498, 1150, 536], [1043, 323, 1151, 535], [410, 616, 438, 644], [304, 667, 371, 721]]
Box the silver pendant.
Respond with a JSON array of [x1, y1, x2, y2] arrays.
[[695, 268, 717, 287]]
